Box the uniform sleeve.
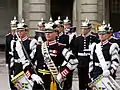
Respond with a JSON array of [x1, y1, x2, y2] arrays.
[[70, 37, 78, 57], [29, 39, 38, 59], [89, 43, 96, 73], [109, 43, 120, 74], [62, 48, 78, 70]]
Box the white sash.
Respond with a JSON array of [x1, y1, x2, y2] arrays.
[[95, 43, 108, 71], [95, 43, 120, 89]]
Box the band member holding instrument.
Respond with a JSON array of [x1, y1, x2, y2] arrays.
[[89, 24, 120, 80], [10, 19, 44, 89], [27, 22, 78, 90]]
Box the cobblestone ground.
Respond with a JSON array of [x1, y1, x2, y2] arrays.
[[0, 52, 120, 90]]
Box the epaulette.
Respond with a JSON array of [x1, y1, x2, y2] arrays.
[[58, 43, 66, 46], [28, 37, 33, 40], [76, 34, 82, 37], [90, 32, 98, 37], [108, 41, 112, 44], [36, 42, 40, 45], [90, 34, 96, 37], [5, 33, 11, 36]]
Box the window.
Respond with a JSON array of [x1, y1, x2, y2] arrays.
[[111, 0, 120, 13]]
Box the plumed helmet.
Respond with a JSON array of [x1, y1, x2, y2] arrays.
[[10, 16, 18, 30], [47, 17, 54, 26], [37, 18, 45, 27], [17, 19, 28, 30], [98, 23, 113, 34], [54, 16, 63, 27], [43, 22, 58, 33], [63, 16, 71, 24], [81, 18, 92, 29], [107, 23, 113, 33]]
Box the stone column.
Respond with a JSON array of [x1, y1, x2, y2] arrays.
[[27, 0, 50, 37], [73, 0, 81, 34], [97, 0, 105, 23], [80, 0, 98, 23], [18, 0, 23, 21]]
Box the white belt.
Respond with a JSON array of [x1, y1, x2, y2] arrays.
[[14, 59, 21, 63], [95, 62, 111, 69], [9, 52, 13, 55], [95, 63, 100, 66], [78, 52, 90, 56]]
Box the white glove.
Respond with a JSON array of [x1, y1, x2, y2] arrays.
[[103, 70, 110, 77], [57, 73, 63, 82], [31, 74, 44, 84]]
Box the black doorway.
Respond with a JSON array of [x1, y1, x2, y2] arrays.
[[109, 0, 120, 32], [51, 0, 74, 21]]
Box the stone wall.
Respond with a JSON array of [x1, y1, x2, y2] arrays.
[[23, 0, 50, 37], [24, 0, 105, 35]]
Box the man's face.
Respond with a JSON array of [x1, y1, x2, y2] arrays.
[[45, 32, 58, 41], [39, 26, 45, 30], [106, 33, 112, 39], [98, 33, 108, 41], [81, 28, 90, 35], [17, 29, 28, 38], [57, 26, 64, 33], [64, 24, 71, 29]]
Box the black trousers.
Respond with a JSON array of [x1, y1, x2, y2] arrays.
[[63, 72, 73, 90], [78, 67, 89, 90], [8, 65, 17, 90]]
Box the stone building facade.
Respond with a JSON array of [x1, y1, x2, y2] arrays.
[[0, 0, 120, 44]]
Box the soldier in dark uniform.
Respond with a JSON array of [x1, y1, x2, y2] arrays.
[[54, 17, 76, 90], [5, 16, 18, 90], [71, 18, 99, 90], [89, 24, 119, 80], [24, 23, 78, 90], [104, 24, 120, 79], [106, 24, 120, 55], [34, 18, 46, 43], [63, 16, 76, 35], [54, 17, 70, 47]]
